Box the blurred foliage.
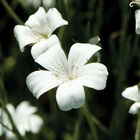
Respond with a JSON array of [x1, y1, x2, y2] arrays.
[[0, 0, 140, 140]]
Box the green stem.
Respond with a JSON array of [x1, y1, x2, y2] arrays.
[[91, 115, 109, 135], [135, 110, 140, 140], [0, 120, 13, 132], [0, 70, 8, 103], [0, 0, 24, 25], [80, 105, 98, 140], [73, 112, 83, 140]]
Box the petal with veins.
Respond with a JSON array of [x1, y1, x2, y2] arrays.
[[26, 71, 61, 99], [78, 63, 108, 90], [25, 7, 50, 35], [122, 85, 140, 102], [36, 45, 68, 75], [14, 25, 40, 52], [44, 8, 68, 35], [68, 43, 101, 71], [25, 7, 68, 36], [129, 102, 140, 114], [31, 35, 60, 60], [56, 80, 85, 111]]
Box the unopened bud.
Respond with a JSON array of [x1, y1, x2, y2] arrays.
[[129, 0, 140, 7]]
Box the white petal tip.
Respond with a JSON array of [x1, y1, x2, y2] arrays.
[[122, 85, 139, 101], [129, 102, 140, 114]]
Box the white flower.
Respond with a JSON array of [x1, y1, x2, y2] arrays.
[[0, 101, 43, 139], [26, 43, 108, 111], [14, 7, 68, 60], [135, 9, 140, 34], [122, 85, 140, 114]]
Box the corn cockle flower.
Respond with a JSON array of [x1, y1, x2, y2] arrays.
[[14, 7, 68, 60], [26, 43, 108, 111], [122, 85, 140, 114], [0, 101, 43, 139]]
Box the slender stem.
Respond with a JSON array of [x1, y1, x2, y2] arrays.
[[73, 112, 83, 140], [0, 0, 24, 25], [80, 105, 98, 140], [0, 120, 13, 132], [0, 70, 8, 103], [91, 115, 109, 135], [135, 110, 140, 140]]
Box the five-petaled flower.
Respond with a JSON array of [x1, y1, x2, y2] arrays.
[[14, 7, 68, 60], [0, 101, 43, 139], [26, 43, 108, 111], [122, 85, 140, 114]]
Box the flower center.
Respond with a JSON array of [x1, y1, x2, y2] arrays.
[[41, 33, 49, 39], [53, 71, 77, 83], [68, 75, 76, 80]]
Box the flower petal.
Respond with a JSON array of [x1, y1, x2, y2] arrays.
[[89, 36, 100, 45], [16, 101, 37, 116], [135, 9, 140, 34], [14, 25, 40, 52], [36, 44, 68, 75], [25, 7, 68, 36], [31, 35, 60, 60], [68, 43, 101, 71], [14, 101, 38, 135], [56, 80, 85, 111], [44, 8, 68, 35], [122, 85, 140, 102], [77, 63, 108, 90], [129, 102, 140, 114], [25, 7, 50, 35], [29, 115, 43, 133], [15, 101, 43, 135], [26, 71, 61, 99], [6, 104, 15, 117]]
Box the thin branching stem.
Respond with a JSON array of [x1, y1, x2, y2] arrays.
[[0, 119, 13, 132], [80, 105, 98, 140], [0, 0, 24, 25]]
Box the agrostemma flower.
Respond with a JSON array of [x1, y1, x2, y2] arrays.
[[26, 43, 108, 111], [14, 7, 68, 60], [122, 85, 140, 114], [0, 101, 43, 139]]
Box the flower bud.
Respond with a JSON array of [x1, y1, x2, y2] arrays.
[[129, 0, 140, 7]]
